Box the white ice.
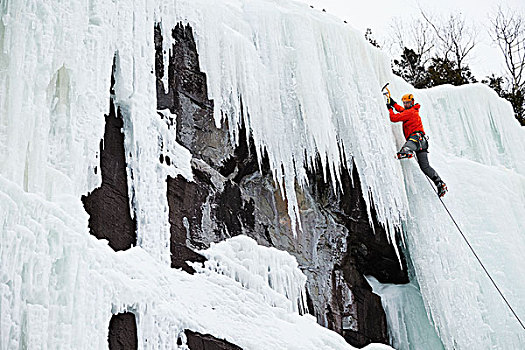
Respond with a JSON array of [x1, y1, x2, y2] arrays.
[[366, 276, 444, 349], [1, 0, 525, 348], [193, 235, 308, 314]]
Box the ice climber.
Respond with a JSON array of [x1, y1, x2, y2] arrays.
[[387, 93, 447, 198]]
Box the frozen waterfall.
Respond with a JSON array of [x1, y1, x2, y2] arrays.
[[1, 0, 524, 348]]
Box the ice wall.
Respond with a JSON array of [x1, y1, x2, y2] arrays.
[[366, 276, 444, 349], [0, 0, 394, 348], [1, 177, 391, 349], [387, 79, 525, 348], [1, 0, 525, 349], [0, 0, 405, 254]]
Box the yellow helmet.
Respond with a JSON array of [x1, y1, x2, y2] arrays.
[[402, 93, 415, 108], [402, 93, 414, 102]]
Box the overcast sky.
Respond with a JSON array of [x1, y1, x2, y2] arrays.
[[295, 0, 525, 78]]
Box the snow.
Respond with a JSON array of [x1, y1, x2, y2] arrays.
[[0, 174, 389, 349], [1, 0, 525, 348], [193, 235, 308, 314]]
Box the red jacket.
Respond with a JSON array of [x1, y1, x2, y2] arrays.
[[389, 103, 425, 139]]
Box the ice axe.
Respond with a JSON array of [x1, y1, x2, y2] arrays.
[[382, 83, 391, 104]]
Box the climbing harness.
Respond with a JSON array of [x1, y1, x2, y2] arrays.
[[407, 131, 428, 151], [422, 174, 525, 331]]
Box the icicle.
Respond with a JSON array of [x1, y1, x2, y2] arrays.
[[194, 235, 308, 314]]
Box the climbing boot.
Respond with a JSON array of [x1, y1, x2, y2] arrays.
[[396, 147, 414, 159], [436, 181, 447, 198]]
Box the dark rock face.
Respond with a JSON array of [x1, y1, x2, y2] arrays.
[[166, 170, 208, 272], [108, 312, 138, 350], [184, 330, 243, 350], [308, 155, 406, 345], [156, 22, 409, 348], [82, 60, 137, 251], [155, 23, 233, 169]]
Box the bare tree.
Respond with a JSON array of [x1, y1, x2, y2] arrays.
[[489, 7, 525, 94], [388, 18, 436, 87], [488, 6, 525, 125], [420, 10, 477, 71], [389, 10, 478, 87], [389, 17, 435, 66]]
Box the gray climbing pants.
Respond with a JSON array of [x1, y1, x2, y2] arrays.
[[402, 132, 442, 185]]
